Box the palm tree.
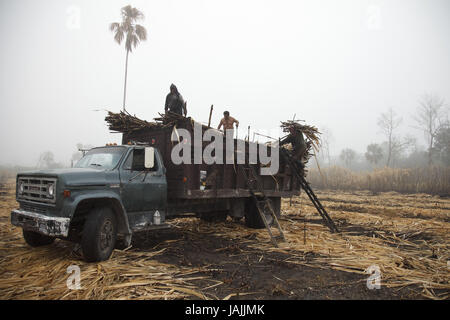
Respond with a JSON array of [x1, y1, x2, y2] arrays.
[[110, 5, 147, 112]]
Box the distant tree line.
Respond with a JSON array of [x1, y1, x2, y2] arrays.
[[316, 93, 449, 171]]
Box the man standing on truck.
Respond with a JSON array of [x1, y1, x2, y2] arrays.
[[218, 111, 239, 135], [280, 126, 307, 168], [165, 84, 187, 116]]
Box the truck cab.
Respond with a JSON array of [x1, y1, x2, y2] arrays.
[[11, 145, 168, 262]]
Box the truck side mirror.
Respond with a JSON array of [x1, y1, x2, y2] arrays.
[[144, 147, 155, 169]]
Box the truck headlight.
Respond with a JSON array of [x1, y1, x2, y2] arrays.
[[18, 181, 24, 194], [48, 184, 55, 197]]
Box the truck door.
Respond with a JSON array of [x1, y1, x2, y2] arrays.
[[119, 147, 166, 213], [119, 148, 146, 212], [141, 150, 167, 211]]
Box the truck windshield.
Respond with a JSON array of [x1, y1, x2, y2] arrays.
[[74, 147, 125, 170]]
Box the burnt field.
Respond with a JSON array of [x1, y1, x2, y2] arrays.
[[0, 180, 449, 300]]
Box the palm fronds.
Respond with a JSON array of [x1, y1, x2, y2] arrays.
[[110, 5, 147, 52]]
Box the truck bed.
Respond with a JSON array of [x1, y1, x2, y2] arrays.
[[122, 116, 301, 200]]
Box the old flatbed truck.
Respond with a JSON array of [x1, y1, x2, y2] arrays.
[[11, 115, 301, 262]]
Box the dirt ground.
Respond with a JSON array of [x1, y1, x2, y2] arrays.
[[0, 180, 449, 300]]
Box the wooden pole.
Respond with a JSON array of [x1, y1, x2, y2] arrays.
[[123, 49, 129, 112], [208, 105, 214, 128], [253, 132, 278, 141]]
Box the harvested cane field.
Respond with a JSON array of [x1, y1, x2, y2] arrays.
[[307, 166, 450, 196], [0, 180, 449, 300]]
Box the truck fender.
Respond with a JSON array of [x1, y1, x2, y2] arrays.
[[70, 193, 132, 246]]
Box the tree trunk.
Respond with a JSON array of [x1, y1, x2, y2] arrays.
[[428, 128, 433, 166], [428, 143, 433, 166], [123, 50, 129, 112], [386, 137, 392, 167]]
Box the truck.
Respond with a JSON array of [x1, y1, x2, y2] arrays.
[[11, 114, 302, 262]]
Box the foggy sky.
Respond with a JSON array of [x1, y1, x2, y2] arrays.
[[1, 0, 449, 166]]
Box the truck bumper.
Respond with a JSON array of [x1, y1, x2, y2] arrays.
[[11, 209, 70, 237]]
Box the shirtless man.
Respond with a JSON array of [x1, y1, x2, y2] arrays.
[[217, 111, 239, 133]]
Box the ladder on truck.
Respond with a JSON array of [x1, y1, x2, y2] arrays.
[[282, 150, 339, 233], [239, 165, 286, 247]]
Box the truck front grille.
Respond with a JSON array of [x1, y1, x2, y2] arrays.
[[21, 203, 48, 214], [17, 177, 57, 204]]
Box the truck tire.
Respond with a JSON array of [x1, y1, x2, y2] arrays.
[[198, 211, 228, 223], [23, 230, 55, 247], [81, 207, 117, 262], [245, 198, 280, 229]]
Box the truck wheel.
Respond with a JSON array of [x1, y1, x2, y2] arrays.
[[81, 207, 117, 262], [23, 230, 55, 247], [245, 198, 278, 229], [199, 211, 228, 223]]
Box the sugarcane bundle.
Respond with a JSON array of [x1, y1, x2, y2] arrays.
[[105, 111, 161, 133], [280, 120, 321, 152], [105, 110, 191, 134], [153, 111, 187, 125], [280, 120, 322, 166]]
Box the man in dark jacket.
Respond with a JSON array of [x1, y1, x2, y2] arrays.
[[165, 84, 187, 116], [280, 126, 307, 168]]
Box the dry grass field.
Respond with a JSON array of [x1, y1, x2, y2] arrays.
[[308, 166, 450, 196], [0, 179, 449, 300]]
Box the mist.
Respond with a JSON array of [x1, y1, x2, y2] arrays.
[[1, 0, 449, 167]]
